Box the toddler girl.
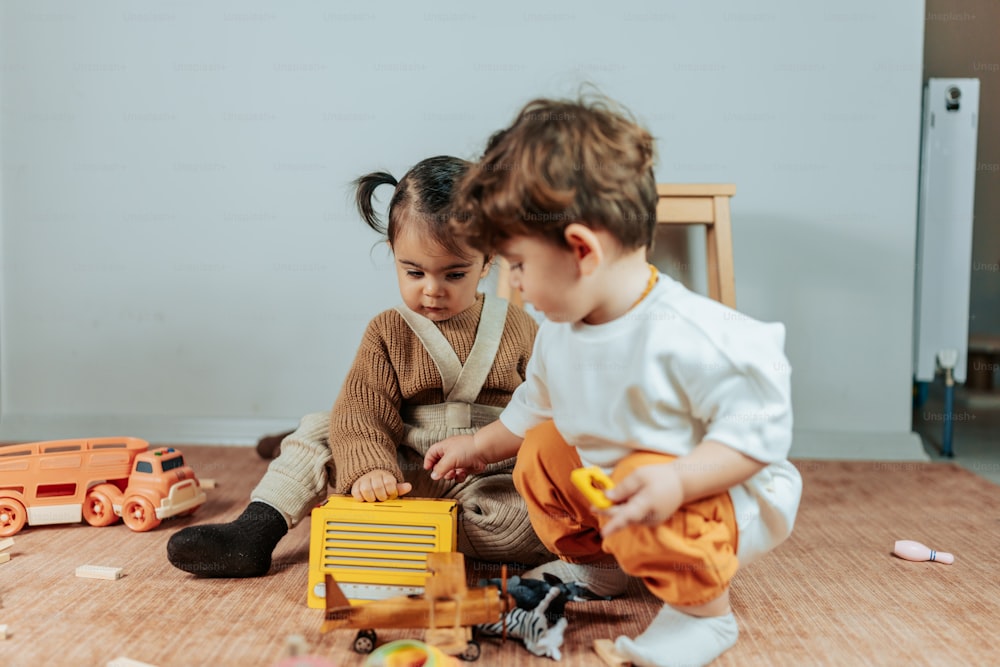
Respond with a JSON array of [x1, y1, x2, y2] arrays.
[[167, 155, 550, 577]]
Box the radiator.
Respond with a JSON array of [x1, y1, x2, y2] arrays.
[[913, 78, 980, 384]]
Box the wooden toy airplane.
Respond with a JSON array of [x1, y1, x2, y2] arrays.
[[321, 552, 512, 661]]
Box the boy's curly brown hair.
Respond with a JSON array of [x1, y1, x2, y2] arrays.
[[453, 94, 657, 253]]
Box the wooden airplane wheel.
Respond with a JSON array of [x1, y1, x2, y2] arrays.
[[352, 629, 377, 654], [459, 640, 481, 662]]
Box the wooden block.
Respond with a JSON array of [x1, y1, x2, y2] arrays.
[[0, 624, 8, 640], [284, 634, 309, 657], [199, 478, 217, 489], [425, 626, 470, 655], [0, 552, 10, 564], [107, 658, 158, 667], [76, 565, 123, 580], [0, 537, 13, 552], [594, 639, 631, 667]]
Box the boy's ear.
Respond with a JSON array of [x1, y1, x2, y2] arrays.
[[480, 254, 494, 279], [564, 223, 603, 276]]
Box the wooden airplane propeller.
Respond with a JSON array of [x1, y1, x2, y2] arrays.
[[500, 564, 508, 643]]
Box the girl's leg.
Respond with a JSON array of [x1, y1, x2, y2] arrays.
[[250, 411, 335, 523], [450, 473, 552, 566], [167, 411, 332, 578]]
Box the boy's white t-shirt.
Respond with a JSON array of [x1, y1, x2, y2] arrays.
[[500, 274, 802, 565]]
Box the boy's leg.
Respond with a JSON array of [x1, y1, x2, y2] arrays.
[[602, 451, 740, 667], [614, 601, 739, 667], [513, 420, 629, 596], [167, 411, 332, 578]]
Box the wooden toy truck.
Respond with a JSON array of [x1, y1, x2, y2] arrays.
[[0, 437, 206, 537]]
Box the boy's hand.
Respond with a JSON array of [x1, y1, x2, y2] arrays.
[[351, 470, 413, 502], [599, 463, 684, 538], [424, 434, 489, 483]]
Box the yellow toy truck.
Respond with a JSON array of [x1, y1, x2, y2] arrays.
[[307, 496, 458, 609], [0, 437, 206, 537]]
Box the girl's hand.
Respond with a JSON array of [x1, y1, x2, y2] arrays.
[[599, 463, 684, 537], [351, 470, 413, 502], [424, 434, 487, 483]]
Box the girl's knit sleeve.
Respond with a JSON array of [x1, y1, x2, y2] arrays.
[[328, 317, 405, 493]]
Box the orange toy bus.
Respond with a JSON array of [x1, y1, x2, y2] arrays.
[[0, 437, 206, 537]]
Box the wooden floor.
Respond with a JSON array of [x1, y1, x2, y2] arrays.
[[1, 446, 999, 666]]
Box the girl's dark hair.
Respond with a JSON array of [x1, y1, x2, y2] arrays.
[[354, 155, 477, 259]]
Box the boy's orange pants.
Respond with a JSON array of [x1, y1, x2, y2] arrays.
[[513, 420, 739, 607]]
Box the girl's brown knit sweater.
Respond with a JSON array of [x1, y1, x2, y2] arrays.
[[328, 293, 537, 493]]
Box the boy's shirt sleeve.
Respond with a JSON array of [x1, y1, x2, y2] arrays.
[[518, 309, 538, 381], [504, 302, 538, 384], [676, 320, 793, 464], [329, 318, 405, 493], [499, 323, 552, 438]]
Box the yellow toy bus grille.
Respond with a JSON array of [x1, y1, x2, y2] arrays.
[[307, 496, 458, 608]]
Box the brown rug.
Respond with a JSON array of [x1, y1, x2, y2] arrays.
[[1, 449, 998, 666]]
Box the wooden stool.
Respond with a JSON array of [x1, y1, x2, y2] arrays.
[[654, 184, 736, 307]]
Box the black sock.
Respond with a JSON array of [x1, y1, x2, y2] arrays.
[[166, 501, 288, 578]]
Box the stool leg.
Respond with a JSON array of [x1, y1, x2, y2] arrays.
[[936, 350, 959, 458], [913, 380, 929, 409], [942, 367, 954, 458]]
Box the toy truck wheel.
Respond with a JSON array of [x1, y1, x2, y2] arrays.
[[122, 496, 161, 532], [352, 630, 377, 654], [460, 640, 481, 662], [82, 485, 120, 527], [0, 498, 27, 537]]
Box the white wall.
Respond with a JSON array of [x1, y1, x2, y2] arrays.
[[0, 1, 927, 455]]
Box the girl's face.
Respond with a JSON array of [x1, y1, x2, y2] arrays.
[[392, 225, 489, 322]]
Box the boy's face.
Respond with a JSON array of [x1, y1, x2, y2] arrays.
[[500, 236, 588, 323], [393, 226, 489, 322]]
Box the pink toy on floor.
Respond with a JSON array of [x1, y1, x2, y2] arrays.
[[893, 540, 954, 564]]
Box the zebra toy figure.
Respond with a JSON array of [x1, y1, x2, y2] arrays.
[[476, 575, 575, 660]]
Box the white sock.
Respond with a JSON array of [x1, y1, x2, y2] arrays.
[[614, 604, 738, 667], [521, 559, 629, 598]]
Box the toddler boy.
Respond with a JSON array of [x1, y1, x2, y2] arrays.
[[424, 95, 802, 667]]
